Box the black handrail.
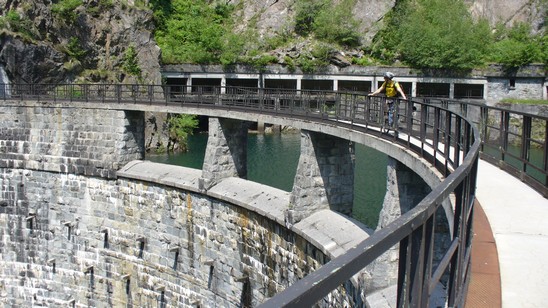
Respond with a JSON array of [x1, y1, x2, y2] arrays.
[[420, 97, 548, 197], [0, 83, 484, 307]]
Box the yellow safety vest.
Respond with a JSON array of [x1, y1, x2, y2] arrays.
[[383, 80, 400, 97]]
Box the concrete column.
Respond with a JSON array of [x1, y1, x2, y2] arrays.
[[286, 130, 355, 227], [365, 157, 431, 295], [199, 117, 249, 191], [257, 121, 265, 133], [220, 77, 226, 94], [372, 76, 381, 92]]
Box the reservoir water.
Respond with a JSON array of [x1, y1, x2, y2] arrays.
[[146, 132, 388, 228]]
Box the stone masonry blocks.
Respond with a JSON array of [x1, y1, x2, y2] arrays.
[[287, 130, 355, 226], [0, 104, 145, 179], [0, 169, 341, 307], [200, 117, 250, 190]]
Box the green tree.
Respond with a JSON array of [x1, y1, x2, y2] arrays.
[[294, 0, 327, 36], [167, 114, 198, 152], [490, 23, 546, 68], [372, 0, 492, 70], [51, 0, 83, 23], [122, 45, 142, 76], [294, 0, 361, 47], [66, 37, 87, 60], [1, 10, 38, 40]]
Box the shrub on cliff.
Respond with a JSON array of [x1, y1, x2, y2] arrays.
[[52, 0, 83, 23], [489, 23, 547, 68], [152, 0, 238, 64], [372, 0, 492, 70], [167, 114, 198, 152]]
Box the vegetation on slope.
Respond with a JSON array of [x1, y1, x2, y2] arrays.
[[375, 0, 546, 70], [2, 0, 544, 71], [148, 0, 546, 71]]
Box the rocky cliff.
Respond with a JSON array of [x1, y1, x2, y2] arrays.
[[0, 0, 161, 84], [1, 0, 544, 85], [229, 0, 545, 46]]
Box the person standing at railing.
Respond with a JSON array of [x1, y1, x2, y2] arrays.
[[369, 72, 407, 133]]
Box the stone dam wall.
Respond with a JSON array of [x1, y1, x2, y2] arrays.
[[0, 102, 371, 307], [0, 168, 334, 307]]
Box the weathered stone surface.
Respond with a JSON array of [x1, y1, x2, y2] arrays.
[[0, 164, 370, 307], [466, 0, 546, 32], [0, 101, 376, 306], [200, 118, 250, 191], [365, 157, 431, 297], [0, 103, 145, 179], [0, 0, 161, 85], [286, 130, 355, 227]]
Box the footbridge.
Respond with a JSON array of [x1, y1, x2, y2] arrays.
[[0, 83, 546, 307]]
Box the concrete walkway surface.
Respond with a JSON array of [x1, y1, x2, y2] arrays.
[[470, 160, 548, 307]]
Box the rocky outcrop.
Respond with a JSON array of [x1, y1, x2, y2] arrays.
[[0, 0, 161, 84], [0, 35, 66, 84], [1, 0, 544, 85], [229, 0, 544, 47], [466, 0, 546, 33]]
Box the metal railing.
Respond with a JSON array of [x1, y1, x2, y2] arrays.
[[1, 83, 482, 307], [421, 98, 548, 197]]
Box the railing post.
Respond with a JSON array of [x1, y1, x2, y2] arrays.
[[397, 235, 411, 307], [479, 106, 488, 152], [521, 116, 532, 174], [544, 121, 548, 187], [116, 84, 121, 104], [443, 111, 452, 175], [501, 111, 510, 162], [454, 117, 462, 166], [70, 84, 73, 102]]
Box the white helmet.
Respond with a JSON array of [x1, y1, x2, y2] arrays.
[[383, 72, 394, 79]]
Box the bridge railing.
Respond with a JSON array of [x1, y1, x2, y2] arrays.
[[1, 83, 481, 307], [420, 98, 548, 197]]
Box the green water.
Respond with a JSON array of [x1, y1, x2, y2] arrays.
[[482, 143, 546, 185], [146, 133, 387, 228]]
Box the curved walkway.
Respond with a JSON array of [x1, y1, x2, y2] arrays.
[[467, 160, 548, 307]]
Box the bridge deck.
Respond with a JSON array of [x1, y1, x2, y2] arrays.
[[468, 160, 548, 307]]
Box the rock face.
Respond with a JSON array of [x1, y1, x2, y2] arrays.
[[0, 0, 161, 84], [466, 0, 546, 33], [1, 0, 544, 85], [228, 0, 544, 45], [0, 36, 66, 84]]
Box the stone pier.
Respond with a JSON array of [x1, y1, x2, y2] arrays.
[[366, 157, 431, 293], [286, 130, 355, 226], [199, 117, 250, 191]]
